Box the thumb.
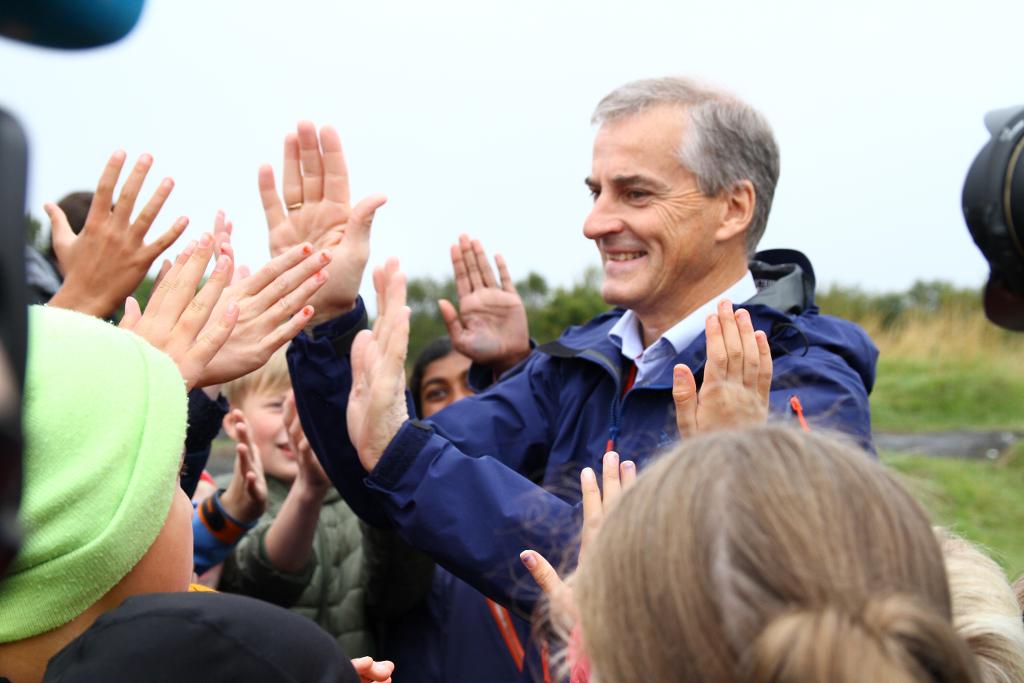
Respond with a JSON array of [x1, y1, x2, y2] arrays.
[[346, 194, 388, 243], [119, 296, 142, 330], [672, 363, 698, 438], [45, 202, 75, 264], [437, 299, 465, 340]]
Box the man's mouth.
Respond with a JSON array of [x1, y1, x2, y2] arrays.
[[606, 251, 647, 262]]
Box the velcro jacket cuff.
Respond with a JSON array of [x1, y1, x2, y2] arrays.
[[308, 297, 369, 359], [368, 420, 434, 490]]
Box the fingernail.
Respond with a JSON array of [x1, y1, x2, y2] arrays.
[[581, 467, 596, 483], [319, 250, 331, 263], [183, 240, 197, 256], [161, 178, 173, 190], [315, 270, 327, 283], [112, 149, 127, 162], [302, 305, 314, 317], [301, 243, 313, 255], [199, 233, 213, 248], [139, 153, 153, 165], [605, 451, 619, 467], [226, 301, 239, 316], [214, 255, 230, 272], [520, 551, 537, 569], [622, 461, 636, 473]]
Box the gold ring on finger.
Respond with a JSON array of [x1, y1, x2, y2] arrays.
[[287, 202, 303, 211]]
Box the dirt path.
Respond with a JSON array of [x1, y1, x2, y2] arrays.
[[874, 430, 1022, 460]]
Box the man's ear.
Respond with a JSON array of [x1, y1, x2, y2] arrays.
[[222, 410, 242, 442], [714, 180, 756, 244]]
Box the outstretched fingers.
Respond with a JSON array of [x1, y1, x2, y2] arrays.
[[176, 254, 234, 341], [437, 299, 465, 341], [320, 125, 350, 205], [131, 176, 174, 239], [45, 202, 75, 263], [258, 164, 287, 231], [282, 132, 303, 208], [580, 466, 603, 555], [755, 329, 773, 402], [519, 550, 565, 596], [471, 239, 498, 288], [450, 242, 471, 300], [672, 363, 698, 438], [460, 234, 484, 289], [495, 253, 517, 293], [297, 121, 324, 203], [87, 150, 127, 222], [735, 308, 761, 389], [112, 153, 154, 225], [717, 300, 744, 383]]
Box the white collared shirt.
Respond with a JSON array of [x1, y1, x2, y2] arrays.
[[608, 273, 758, 386]]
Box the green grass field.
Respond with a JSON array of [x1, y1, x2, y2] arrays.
[[883, 445, 1024, 579], [849, 302, 1024, 579]]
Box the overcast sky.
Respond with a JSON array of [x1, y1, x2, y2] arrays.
[[3, 0, 1021, 304]]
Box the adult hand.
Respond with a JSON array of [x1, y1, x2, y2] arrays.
[[348, 258, 411, 473], [219, 413, 269, 524], [283, 391, 331, 494], [672, 300, 773, 437], [47, 150, 187, 318], [438, 234, 531, 374], [118, 234, 238, 390], [195, 242, 334, 386], [520, 451, 637, 595], [259, 122, 387, 325], [350, 656, 395, 683]]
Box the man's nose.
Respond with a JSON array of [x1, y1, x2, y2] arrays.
[[583, 197, 624, 240]]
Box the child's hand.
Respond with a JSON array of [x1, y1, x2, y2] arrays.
[[350, 656, 394, 683], [283, 391, 331, 494], [219, 412, 268, 523]]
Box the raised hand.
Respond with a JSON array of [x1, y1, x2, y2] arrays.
[[259, 122, 387, 324], [195, 242, 333, 386], [47, 150, 187, 318], [672, 300, 773, 437], [348, 258, 411, 472], [520, 451, 637, 597], [118, 233, 238, 390], [283, 391, 331, 494], [437, 234, 531, 374], [219, 413, 269, 524]]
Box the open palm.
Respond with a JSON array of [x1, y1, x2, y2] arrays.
[[438, 235, 530, 373], [259, 122, 386, 324]]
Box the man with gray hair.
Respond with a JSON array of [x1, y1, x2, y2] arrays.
[[281, 76, 878, 682]]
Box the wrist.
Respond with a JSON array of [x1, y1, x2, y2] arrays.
[[292, 477, 331, 503], [219, 485, 261, 523]]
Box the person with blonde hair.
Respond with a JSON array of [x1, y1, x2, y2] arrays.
[[939, 530, 1024, 683], [548, 426, 982, 683]]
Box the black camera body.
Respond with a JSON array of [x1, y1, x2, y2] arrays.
[[962, 105, 1024, 330]]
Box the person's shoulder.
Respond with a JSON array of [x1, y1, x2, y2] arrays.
[[536, 308, 623, 358]]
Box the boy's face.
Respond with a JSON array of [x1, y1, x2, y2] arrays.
[[238, 389, 297, 482]]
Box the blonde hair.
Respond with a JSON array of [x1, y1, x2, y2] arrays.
[[573, 426, 980, 683], [222, 347, 291, 407], [939, 529, 1024, 683]]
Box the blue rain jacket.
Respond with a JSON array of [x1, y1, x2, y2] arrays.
[[287, 249, 878, 682]]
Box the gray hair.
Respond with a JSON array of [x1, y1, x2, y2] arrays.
[[591, 77, 780, 254]]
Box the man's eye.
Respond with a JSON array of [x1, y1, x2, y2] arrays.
[[624, 189, 650, 201]]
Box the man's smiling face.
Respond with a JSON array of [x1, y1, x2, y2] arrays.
[[584, 104, 724, 321]]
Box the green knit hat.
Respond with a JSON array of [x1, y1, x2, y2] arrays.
[[0, 306, 187, 642]]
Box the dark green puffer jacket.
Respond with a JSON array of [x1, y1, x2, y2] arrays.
[[218, 476, 373, 658]]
